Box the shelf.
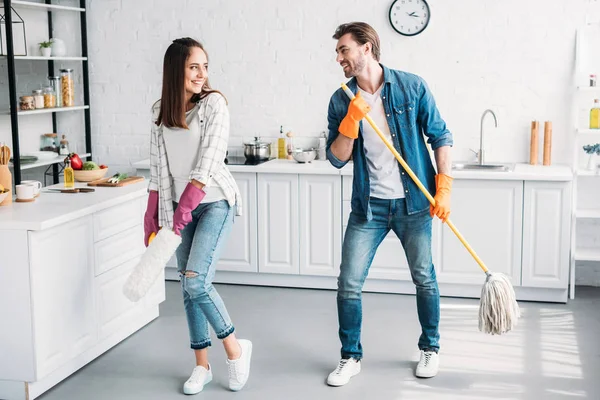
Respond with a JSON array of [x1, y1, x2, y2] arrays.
[[576, 209, 600, 219], [4, 56, 88, 61], [2, 105, 90, 116], [577, 86, 600, 93], [10, 153, 91, 171], [575, 249, 600, 262], [576, 128, 600, 136], [11, 1, 85, 12], [577, 169, 600, 176]]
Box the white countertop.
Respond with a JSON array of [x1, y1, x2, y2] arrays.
[[133, 158, 573, 181], [0, 181, 148, 231]]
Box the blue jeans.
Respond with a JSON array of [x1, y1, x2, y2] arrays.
[[175, 200, 235, 350], [338, 197, 440, 360]]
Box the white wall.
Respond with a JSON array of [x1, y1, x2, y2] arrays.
[[1, 0, 599, 284], [82, 0, 596, 169]]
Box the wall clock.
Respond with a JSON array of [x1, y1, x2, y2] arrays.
[[389, 0, 431, 36]]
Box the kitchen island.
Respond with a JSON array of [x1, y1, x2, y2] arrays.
[[0, 180, 164, 400]]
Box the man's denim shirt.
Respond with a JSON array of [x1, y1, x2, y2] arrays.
[[326, 64, 453, 221]]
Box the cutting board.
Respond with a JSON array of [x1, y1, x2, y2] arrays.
[[87, 176, 145, 187]]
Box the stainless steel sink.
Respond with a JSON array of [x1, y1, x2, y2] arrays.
[[452, 163, 515, 172]]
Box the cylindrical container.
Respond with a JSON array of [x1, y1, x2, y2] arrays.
[[60, 68, 75, 107], [32, 89, 44, 109], [590, 74, 597, 87], [43, 86, 56, 108], [49, 76, 62, 107], [0, 165, 13, 206], [529, 121, 539, 165], [543, 121, 552, 166], [19, 95, 35, 111]]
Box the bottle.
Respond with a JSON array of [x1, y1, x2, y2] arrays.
[[59, 134, 70, 156], [286, 131, 295, 160], [64, 158, 75, 189], [590, 99, 600, 129], [277, 125, 287, 159]]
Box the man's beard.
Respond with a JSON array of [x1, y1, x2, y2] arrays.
[[344, 57, 366, 78]]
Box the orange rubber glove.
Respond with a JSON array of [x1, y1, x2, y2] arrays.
[[338, 92, 371, 139], [430, 173, 453, 223]]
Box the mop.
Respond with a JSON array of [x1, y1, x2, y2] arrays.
[[122, 229, 181, 302], [341, 84, 520, 335]]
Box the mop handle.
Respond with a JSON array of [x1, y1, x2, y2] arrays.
[[341, 83, 489, 274]]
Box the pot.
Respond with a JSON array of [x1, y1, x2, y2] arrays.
[[243, 137, 271, 161]]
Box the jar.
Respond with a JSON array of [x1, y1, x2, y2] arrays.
[[41, 133, 58, 152], [32, 89, 44, 109], [43, 86, 56, 108], [60, 68, 74, 107], [591, 74, 597, 87], [49, 76, 62, 107], [19, 95, 35, 111]]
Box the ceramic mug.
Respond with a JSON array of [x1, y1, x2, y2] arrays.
[[15, 184, 34, 200], [21, 180, 42, 197]]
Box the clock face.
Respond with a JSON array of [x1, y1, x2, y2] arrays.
[[389, 0, 431, 36]]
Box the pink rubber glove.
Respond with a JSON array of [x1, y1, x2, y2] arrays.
[[173, 183, 206, 236], [144, 191, 159, 247]]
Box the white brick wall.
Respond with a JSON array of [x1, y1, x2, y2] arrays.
[[1, 0, 599, 284]]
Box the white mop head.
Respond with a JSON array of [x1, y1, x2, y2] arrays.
[[122, 229, 181, 302], [478, 272, 521, 335]]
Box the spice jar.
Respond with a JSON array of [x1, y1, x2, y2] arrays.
[[32, 89, 44, 109], [41, 133, 58, 152], [60, 68, 74, 107], [59, 134, 70, 156], [591, 74, 597, 88], [43, 86, 56, 108], [19, 95, 35, 111], [49, 76, 62, 108]]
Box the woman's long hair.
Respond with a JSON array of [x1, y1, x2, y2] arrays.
[[156, 37, 226, 128]]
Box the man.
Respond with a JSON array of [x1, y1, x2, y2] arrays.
[[325, 22, 453, 385]]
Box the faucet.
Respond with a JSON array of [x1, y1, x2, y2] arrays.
[[478, 109, 498, 165]]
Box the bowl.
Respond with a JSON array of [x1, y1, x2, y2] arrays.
[[73, 168, 108, 182], [292, 148, 317, 163], [0, 189, 10, 204]]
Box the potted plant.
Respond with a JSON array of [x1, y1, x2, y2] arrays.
[[39, 40, 53, 57], [583, 143, 600, 171]]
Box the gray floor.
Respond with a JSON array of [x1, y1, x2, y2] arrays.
[[40, 283, 600, 400]]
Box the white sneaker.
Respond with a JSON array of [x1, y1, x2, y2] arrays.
[[326, 358, 361, 386], [183, 364, 212, 395], [415, 350, 439, 378], [227, 339, 252, 391]]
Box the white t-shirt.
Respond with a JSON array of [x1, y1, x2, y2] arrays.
[[358, 85, 405, 199], [162, 104, 227, 203]]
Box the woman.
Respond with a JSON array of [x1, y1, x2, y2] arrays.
[[144, 37, 252, 394]]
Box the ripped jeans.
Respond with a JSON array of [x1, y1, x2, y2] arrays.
[[174, 199, 236, 350]]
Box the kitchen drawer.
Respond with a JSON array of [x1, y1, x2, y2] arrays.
[[93, 200, 142, 242], [94, 225, 144, 276]]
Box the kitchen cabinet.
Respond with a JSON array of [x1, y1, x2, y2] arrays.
[[217, 172, 258, 273], [438, 180, 523, 285], [28, 217, 97, 379], [299, 175, 341, 276], [257, 173, 299, 274], [256, 173, 342, 276], [522, 181, 571, 288]]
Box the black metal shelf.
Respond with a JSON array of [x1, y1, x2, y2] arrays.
[[2, 0, 91, 185]]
